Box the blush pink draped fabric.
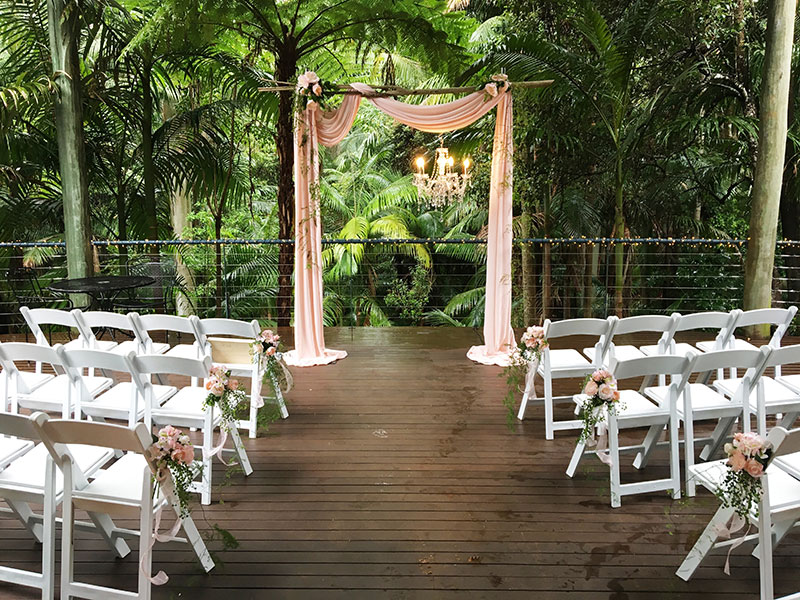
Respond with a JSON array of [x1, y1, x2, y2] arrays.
[[284, 95, 361, 367], [288, 83, 515, 367], [348, 83, 516, 366]]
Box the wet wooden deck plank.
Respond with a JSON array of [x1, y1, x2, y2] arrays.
[[0, 327, 798, 599]]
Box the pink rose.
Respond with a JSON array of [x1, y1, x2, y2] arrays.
[[312, 83, 323, 96], [266, 346, 276, 356], [229, 379, 240, 391], [598, 384, 613, 400], [745, 459, 764, 478], [612, 389, 620, 401], [728, 451, 747, 471], [484, 82, 498, 97], [584, 380, 598, 396], [210, 381, 225, 397]]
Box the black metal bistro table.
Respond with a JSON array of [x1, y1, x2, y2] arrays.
[[48, 275, 155, 311]]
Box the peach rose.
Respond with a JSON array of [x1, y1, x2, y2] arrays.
[[598, 384, 613, 400], [229, 379, 240, 391], [484, 82, 498, 97], [728, 451, 747, 471], [612, 389, 620, 401], [584, 380, 598, 396], [312, 83, 323, 96], [745, 459, 764, 478]]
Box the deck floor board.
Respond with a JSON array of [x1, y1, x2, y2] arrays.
[[0, 326, 799, 599]]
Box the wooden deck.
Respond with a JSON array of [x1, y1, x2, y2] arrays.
[[1, 327, 800, 599]]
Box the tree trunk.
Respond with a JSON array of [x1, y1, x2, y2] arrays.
[[743, 0, 797, 337], [275, 51, 297, 328], [613, 154, 625, 317], [141, 59, 158, 242], [47, 0, 92, 289]]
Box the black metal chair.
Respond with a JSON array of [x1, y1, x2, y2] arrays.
[[8, 267, 87, 310], [112, 258, 179, 314]]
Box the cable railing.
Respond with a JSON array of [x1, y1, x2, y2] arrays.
[[0, 238, 798, 333]]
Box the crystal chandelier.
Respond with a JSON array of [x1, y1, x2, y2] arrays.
[[413, 146, 471, 207]]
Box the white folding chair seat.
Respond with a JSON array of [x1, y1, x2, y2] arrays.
[[697, 337, 757, 352], [18, 375, 112, 414], [715, 377, 798, 410], [537, 348, 590, 371], [640, 341, 695, 356], [17, 372, 55, 392], [0, 437, 34, 470], [153, 386, 221, 424], [698, 307, 796, 358], [87, 382, 177, 422], [163, 343, 202, 359], [75, 452, 148, 508], [566, 354, 687, 507], [585, 344, 645, 362], [519, 316, 618, 438], [0, 443, 113, 493], [646, 383, 738, 415]]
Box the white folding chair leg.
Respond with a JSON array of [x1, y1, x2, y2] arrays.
[[41, 457, 56, 600], [60, 461, 75, 600], [752, 514, 797, 559], [609, 417, 622, 508], [201, 426, 213, 506], [86, 511, 130, 558], [138, 473, 154, 600], [566, 440, 586, 478], [274, 381, 289, 420], [161, 475, 214, 572], [229, 425, 253, 476], [780, 411, 800, 429], [633, 425, 663, 470], [759, 479, 774, 600], [669, 410, 681, 500], [248, 396, 258, 439], [676, 505, 736, 581], [517, 391, 530, 420], [544, 374, 554, 440], [684, 414, 697, 497]]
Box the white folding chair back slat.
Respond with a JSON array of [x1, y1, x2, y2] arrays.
[[567, 354, 689, 507], [33, 416, 214, 600]]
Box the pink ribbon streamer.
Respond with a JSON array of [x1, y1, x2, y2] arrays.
[[140, 467, 184, 585], [712, 513, 748, 575]]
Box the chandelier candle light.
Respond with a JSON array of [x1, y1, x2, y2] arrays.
[[413, 146, 471, 207]]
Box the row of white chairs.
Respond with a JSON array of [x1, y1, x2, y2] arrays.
[[0, 411, 214, 600], [565, 345, 800, 505], [0, 343, 253, 506], [18, 307, 289, 438], [517, 307, 798, 440]]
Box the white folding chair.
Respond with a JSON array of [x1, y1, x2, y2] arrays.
[[566, 354, 687, 508], [131, 354, 253, 505], [195, 317, 289, 439], [697, 307, 797, 366], [640, 310, 739, 357], [72, 310, 169, 357], [677, 425, 800, 600], [0, 412, 128, 600], [33, 415, 215, 600], [644, 348, 770, 496], [583, 314, 679, 365], [57, 347, 177, 428], [129, 313, 205, 359], [713, 344, 800, 436], [0, 343, 112, 419], [517, 316, 617, 440]]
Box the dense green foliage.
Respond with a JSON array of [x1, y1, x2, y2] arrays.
[[1, 0, 798, 326]]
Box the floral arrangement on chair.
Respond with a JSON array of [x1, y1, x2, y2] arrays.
[[502, 325, 549, 425], [577, 369, 621, 443], [717, 432, 772, 518], [203, 365, 247, 433], [296, 71, 332, 109], [150, 425, 196, 518], [252, 328, 293, 397]]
